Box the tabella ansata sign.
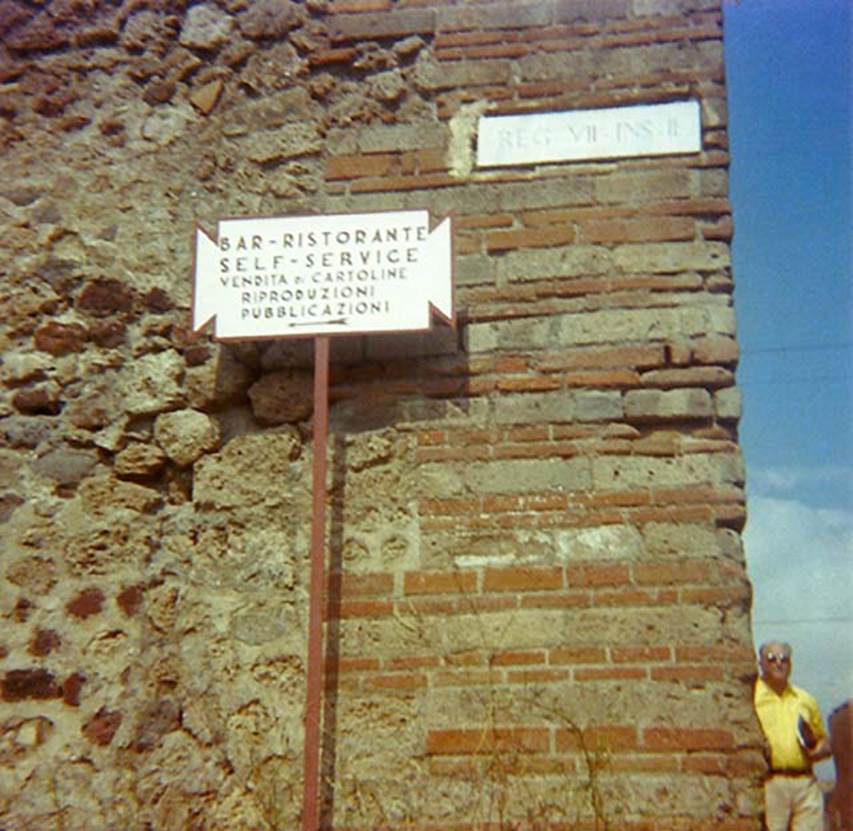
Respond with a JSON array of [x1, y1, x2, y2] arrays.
[[477, 100, 701, 167], [193, 209, 453, 340]]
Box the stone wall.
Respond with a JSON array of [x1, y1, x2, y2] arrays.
[[0, 1, 764, 829]]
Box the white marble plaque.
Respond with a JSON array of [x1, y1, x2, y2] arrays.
[[477, 100, 701, 167]]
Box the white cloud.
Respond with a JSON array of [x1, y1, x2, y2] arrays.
[[746, 493, 853, 619], [749, 464, 853, 497]]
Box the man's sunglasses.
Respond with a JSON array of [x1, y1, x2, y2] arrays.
[[765, 653, 790, 665]]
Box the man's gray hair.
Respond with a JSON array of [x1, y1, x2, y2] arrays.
[[758, 641, 792, 659]]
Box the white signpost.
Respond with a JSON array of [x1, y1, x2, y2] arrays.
[[477, 100, 701, 167], [191, 208, 453, 831], [193, 209, 454, 339]]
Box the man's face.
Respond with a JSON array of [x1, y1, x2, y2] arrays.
[[760, 642, 792, 687]]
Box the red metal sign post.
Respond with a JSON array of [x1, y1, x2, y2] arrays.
[[190, 210, 453, 831], [302, 335, 329, 831]]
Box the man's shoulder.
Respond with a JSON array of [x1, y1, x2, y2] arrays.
[[790, 684, 819, 709], [754, 677, 776, 709], [754, 677, 774, 698], [754, 679, 816, 707]]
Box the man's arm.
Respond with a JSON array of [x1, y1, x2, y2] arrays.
[[800, 693, 832, 763], [807, 734, 832, 764]]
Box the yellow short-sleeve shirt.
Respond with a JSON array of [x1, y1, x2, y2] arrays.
[[754, 678, 826, 770]]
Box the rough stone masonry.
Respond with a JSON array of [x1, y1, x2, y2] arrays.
[[0, 1, 765, 829]]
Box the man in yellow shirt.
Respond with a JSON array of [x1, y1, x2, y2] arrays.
[[754, 641, 832, 831]]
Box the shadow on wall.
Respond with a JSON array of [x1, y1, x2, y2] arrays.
[[320, 433, 347, 828], [209, 325, 469, 440]]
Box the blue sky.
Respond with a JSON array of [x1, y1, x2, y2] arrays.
[[724, 0, 852, 777]]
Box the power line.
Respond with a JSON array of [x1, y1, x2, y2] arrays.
[[740, 375, 850, 386], [753, 617, 853, 625], [741, 342, 852, 356]]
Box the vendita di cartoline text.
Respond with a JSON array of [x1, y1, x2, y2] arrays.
[[219, 262, 411, 288]]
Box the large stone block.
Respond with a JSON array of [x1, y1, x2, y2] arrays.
[[329, 9, 436, 41], [414, 55, 511, 91], [496, 179, 597, 212], [596, 170, 696, 204], [492, 390, 577, 424], [440, 2, 552, 30], [576, 390, 624, 422], [592, 451, 745, 490], [555, 524, 645, 561], [497, 244, 613, 282], [612, 241, 731, 273], [643, 523, 720, 559], [714, 387, 742, 420], [555, 0, 630, 21], [466, 305, 737, 355], [624, 388, 714, 421], [462, 458, 593, 495]]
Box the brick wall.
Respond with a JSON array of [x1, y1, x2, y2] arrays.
[[0, 1, 764, 828]]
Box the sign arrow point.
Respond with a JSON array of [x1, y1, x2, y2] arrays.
[[193, 224, 221, 334]]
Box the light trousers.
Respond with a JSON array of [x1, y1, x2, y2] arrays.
[[764, 775, 825, 831]]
